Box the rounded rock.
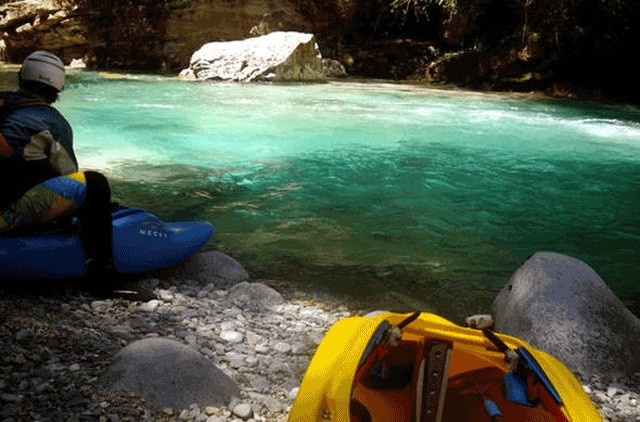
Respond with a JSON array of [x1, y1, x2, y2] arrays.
[[99, 337, 241, 409]]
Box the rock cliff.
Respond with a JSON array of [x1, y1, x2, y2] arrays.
[[0, 0, 637, 103], [0, 0, 344, 72]]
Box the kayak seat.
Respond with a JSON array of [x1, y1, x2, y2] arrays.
[[360, 340, 416, 390], [351, 338, 421, 421], [350, 336, 453, 422]]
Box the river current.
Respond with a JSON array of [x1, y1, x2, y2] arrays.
[[3, 69, 639, 322]]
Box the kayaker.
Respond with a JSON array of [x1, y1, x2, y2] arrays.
[[0, 50, 114, 279]]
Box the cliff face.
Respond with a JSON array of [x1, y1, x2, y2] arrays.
[[0, 0, 355, 72], [84, 0, 328, 71], [0, 0, 637, 103], [0, 0, 330, 70], [0, 0, 87, 60]]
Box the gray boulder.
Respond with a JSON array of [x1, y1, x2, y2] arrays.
[[322, 58, 347, 78], [100, 337, 241, 409], [157, 250, 250, 289], [492, 251, 640, 379], [179, 31, 324, 82], [228, 281, 285, 311]]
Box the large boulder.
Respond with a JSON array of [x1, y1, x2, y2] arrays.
[[492, 251, 640, 380], [179, 31, 324, 82], [154, 250, 250, 289], [99, 337, 241, 409]]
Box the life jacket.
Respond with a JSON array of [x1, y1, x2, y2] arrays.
[[0, 90, 75, 209], [1, 92, 38, 205], [0, 90, 51, 114]]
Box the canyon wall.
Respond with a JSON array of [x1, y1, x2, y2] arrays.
[[0, 0, 637, 103], [0, 0, 353, 72]]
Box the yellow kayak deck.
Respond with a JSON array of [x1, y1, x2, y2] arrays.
[[289, 312, 601, 421]]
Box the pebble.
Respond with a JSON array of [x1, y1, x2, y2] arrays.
[[220, 331, 244, 344], [0, 275, 638, 421], [232, 403, 253, 419]]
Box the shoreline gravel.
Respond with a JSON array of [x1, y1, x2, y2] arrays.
[[1, 275, 638, 422]]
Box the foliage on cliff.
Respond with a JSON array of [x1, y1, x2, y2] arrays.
[[0, 0, 637, 103], [338, 0, 639, 102]]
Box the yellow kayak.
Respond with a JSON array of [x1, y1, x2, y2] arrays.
[[289, 311, 601, 421]]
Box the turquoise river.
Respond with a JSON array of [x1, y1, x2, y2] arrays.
[[3, 69, 639, 323]]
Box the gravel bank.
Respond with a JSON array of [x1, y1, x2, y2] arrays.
[[1, 277, 638, 421]]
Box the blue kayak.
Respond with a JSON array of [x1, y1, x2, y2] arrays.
[[0, 205, 214, 278]]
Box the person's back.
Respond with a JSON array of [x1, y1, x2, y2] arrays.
[[0, 51, 114, 280], [0, 87, 77, 208]]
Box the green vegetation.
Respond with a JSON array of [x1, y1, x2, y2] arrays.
[[339, 0, 639, 102]]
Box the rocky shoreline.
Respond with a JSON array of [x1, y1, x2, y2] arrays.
[[1, 265, 639, 421]]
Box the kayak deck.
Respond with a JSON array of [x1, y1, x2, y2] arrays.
[[289, 312, 601, 422]]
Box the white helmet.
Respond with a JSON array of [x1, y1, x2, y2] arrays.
[[20, 51, 65, 92]]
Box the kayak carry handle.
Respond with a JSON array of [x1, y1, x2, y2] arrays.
[[398, 311, 421, 330]]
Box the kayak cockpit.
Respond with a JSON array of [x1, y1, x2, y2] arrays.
[[288, 312, 600, 422], [350, 329, 565, 422]]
